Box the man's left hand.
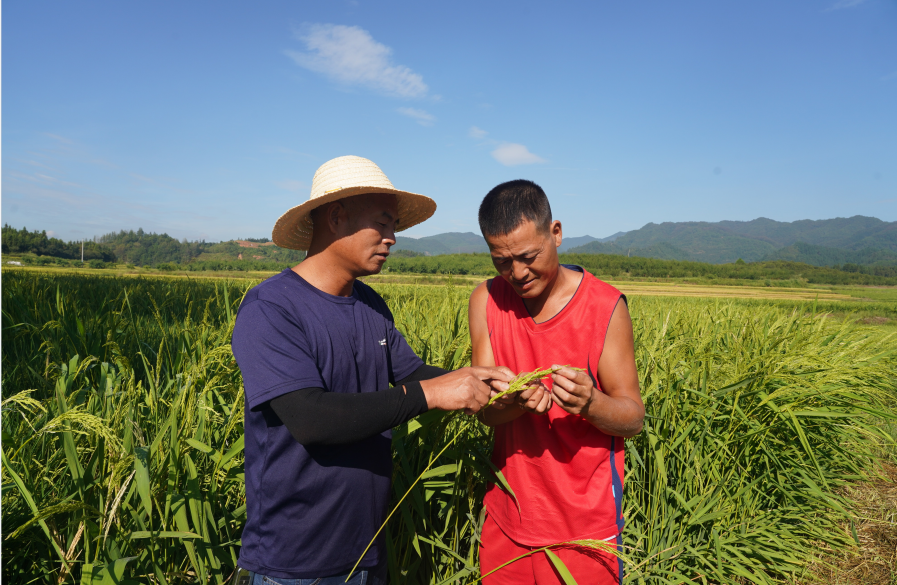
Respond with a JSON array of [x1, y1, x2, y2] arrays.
[[549, 365, 595, 415]]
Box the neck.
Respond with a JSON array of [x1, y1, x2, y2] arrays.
[[522, 265, 579, 321], [292, 248, 357, 297]]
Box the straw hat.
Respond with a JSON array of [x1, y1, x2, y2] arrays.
[[272, 155, 437, 250]]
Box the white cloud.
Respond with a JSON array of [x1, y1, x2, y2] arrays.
[[275, 180, 308, 192], [825, 0, 867, 10], [469, 126, 488, 139], [397, 107, 435, 126], [491, 143, 547, 166], [286, 24, 428, 98], [44, 133, 74, 144]]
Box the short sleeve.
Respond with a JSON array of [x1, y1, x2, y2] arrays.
[[387, 319, 425, 382], [231, 300, 325, 410]]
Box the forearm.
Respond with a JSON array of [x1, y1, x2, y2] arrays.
[[583, 391, 644, 438], [401, 364, 449, 386], [270, 365, 447, 445], [270, 385, 428, 445]]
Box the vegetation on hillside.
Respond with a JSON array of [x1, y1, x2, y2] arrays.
[[394, 231, 488, 255], [613, 223, 778, 263], [605, 215, 897, 264], [5, 219, 897, 285], [2, 226, 306, 267], [760, 241, 897, 266], [2, 272, 895, 584], [565, 240, 693, 260], [1, 225, 116, 262], [382, 253, 897, 285], [96, 229, 208, 265], [717, 215, 896, 250]]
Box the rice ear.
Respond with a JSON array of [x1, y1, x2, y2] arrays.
[[487, 366, 584, 406]]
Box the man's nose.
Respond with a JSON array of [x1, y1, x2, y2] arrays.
[[511, 261, 528, 281], [383, 227, 396, 246]]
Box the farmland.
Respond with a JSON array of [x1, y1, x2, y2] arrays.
[[2, 268, 896, 584]]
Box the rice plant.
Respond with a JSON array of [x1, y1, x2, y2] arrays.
[[2, 271, 895, 584]]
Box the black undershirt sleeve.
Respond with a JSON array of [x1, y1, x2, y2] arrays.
[[269, 364, 450, 446]]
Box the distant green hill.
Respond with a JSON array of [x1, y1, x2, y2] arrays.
[[565, 240, 693, 261], [1, 224, 117, 262], [718, 216, 897, 250], [558, 235, 598, 252], [612, 223, 777, 263], [96, 230, 305, 266], [394, 231, 627, 254], [8, 215, 896, 269], [607, 216, 897, 265], [394, 232, 488, 255], [760, 242, 897, 267]]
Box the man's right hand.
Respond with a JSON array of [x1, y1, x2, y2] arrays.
[[420, 366, 514, 415], [514, 380, 553, 415]]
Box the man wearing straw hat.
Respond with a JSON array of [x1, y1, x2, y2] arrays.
[[230, 156, 513, 585]]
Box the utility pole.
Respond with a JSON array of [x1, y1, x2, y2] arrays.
[[81, 241, 84, 263]]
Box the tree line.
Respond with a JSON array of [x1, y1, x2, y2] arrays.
[[96, 229, 207, 266], [382, 253, 897, 286], [1, 225, 116, 262], [2, 226, 305, 267], [5, 224, 896, 286]]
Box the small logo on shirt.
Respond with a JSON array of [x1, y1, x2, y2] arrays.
[[379, 339, 387, 346]]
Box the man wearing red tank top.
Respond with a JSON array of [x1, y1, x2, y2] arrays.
[[469, 180, 645, 585]]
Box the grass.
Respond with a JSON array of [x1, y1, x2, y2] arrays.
[[2, 270, 896, 584]]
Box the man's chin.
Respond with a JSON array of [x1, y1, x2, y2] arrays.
[[512, 283, 542, 299], [359, 259, 387, 276]]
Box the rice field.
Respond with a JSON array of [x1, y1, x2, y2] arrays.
[[2, 270, 896, 584]]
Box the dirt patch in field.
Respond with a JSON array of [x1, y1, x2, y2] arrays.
[[857, 316, 892, 325], [797, 463, 897, 585]]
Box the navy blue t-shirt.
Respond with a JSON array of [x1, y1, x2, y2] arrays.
[[231, 270, 423, 578]]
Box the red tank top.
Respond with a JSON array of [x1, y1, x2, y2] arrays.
[[484, 268, 625, 545]]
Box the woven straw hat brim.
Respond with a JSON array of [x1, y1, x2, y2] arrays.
[[272, 186, 436, 251]]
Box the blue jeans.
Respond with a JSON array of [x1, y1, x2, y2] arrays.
[[247, 568, 385, 585]]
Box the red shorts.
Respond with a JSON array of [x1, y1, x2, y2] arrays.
[[479, 513, 622, 585]]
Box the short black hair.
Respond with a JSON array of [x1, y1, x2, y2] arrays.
[[478, 179, 552, 237]]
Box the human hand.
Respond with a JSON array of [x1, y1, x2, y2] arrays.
[[422, 366, 514, 415], [549, 365, 594, 415], [485, 366, 515, 409], [514, 379, 553, 415]]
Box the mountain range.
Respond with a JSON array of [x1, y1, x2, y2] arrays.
[[7, 216, 894, 268], [392, 230, 627, 256], [393, 216, 897, 266]]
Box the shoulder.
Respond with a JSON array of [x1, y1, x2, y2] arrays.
[[245, 270, 295, 303], [353, 280, 393, 320], [582, 270, 623, 300], [235, 271, 317, 329], [468, 279, 492, 318], [470, 279, 492, 304], [237, 273, 294, 317]]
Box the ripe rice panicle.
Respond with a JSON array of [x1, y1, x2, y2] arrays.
[[487, 366, 584, 406]]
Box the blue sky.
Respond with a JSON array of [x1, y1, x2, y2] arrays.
[[3, 0, 895, 242]]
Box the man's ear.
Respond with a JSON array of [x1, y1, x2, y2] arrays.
[[550, 220, 562, 249], [326, 201, 347, 235]]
